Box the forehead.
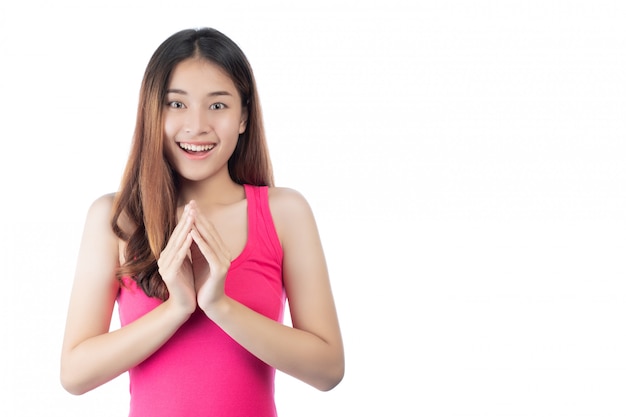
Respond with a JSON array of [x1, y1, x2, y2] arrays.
[[167, 58, 239, 95]]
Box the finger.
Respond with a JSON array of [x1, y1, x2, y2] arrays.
[[169, 205, 196, 250], [191, 226, 231, 266], [189, 226, 216, 263], [172, 204, 194, 242], [192, 215, 231, 261], [159, 232, 193, 274], [159, 206, 194, 268], [190, 226, 230, 268], [170, 232, 193, 266]]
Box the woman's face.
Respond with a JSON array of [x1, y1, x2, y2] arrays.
[[162, 58, 247, 183]]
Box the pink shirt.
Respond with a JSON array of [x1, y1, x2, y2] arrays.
[[117, 185, 285, 417]]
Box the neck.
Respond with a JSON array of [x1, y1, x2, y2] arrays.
[[178, 173, 245, 209]]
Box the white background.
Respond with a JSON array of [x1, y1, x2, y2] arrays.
[[0, 1, 624, 416]]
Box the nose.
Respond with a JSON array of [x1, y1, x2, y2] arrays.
[[184, 106, 210, 136]]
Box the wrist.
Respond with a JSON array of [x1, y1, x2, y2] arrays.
[[199, 296, 230, 320], [163, 298, 195, 324]]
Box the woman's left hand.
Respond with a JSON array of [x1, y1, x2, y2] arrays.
[[187, 201, 232, 315]]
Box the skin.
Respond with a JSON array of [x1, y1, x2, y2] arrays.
[[60, 58, 344, 395]]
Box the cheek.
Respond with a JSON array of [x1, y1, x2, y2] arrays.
[[217, 117, 245, 139], [163, 117, 177, 140], [162, 138, 176, 165], [162, 119, 178, 161]]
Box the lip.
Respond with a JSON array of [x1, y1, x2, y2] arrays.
[[177, 142, 216, 160]]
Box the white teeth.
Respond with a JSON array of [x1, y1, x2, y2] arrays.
[[179, 143, 215, 152]]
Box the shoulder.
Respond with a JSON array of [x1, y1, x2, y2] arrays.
[[81, 193, 119, 238], [77, 193, 122, 265], [87, 192, 135, 237], [267, 186, 313, 217], [85, 193, 116, 221], [267, 186, 318, 243], [84, 193, 132, 238]]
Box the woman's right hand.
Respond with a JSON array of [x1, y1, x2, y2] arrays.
[[157, 203, 197, 317]]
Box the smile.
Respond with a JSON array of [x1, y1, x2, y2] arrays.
[[178, 143, 216, 152]]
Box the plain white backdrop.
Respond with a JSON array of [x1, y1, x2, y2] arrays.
[[0, 1, 624, 416]]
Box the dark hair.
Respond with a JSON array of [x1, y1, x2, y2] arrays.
[[111, 28, 273, 300]]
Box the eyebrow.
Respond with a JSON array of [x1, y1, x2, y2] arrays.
[[166, 88, 233, 97]]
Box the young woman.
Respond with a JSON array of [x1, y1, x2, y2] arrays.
[[60, 27, 344, 416]]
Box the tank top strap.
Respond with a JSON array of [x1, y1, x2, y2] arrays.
[[243, 184, 282, 260]]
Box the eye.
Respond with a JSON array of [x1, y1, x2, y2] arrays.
[[167, 101, 185, 109], [209, 103, 226, 110]]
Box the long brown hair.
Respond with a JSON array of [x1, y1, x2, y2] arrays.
[[111, 28, 273, 300]]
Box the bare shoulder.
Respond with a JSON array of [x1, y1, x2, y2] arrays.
[[83, 193, 116, 226], [73, 193, 122, 287], [87, 193, 135, 236], [88, 193, 116, 214], [81, 193, 119, 242], [268, 186, 314, 218], [268, 187, 318, 244]]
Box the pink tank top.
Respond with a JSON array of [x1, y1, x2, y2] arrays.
[[117, 185, 285, 417]]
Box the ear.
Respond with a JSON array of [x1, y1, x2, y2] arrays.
[[239, 106, 248, 134]]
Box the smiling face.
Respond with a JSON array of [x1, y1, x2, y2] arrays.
[[163, 58, 248, 184]]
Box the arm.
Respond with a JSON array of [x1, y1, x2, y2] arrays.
[[197, 188, 344, 391], [60, 195, 194, 395]]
